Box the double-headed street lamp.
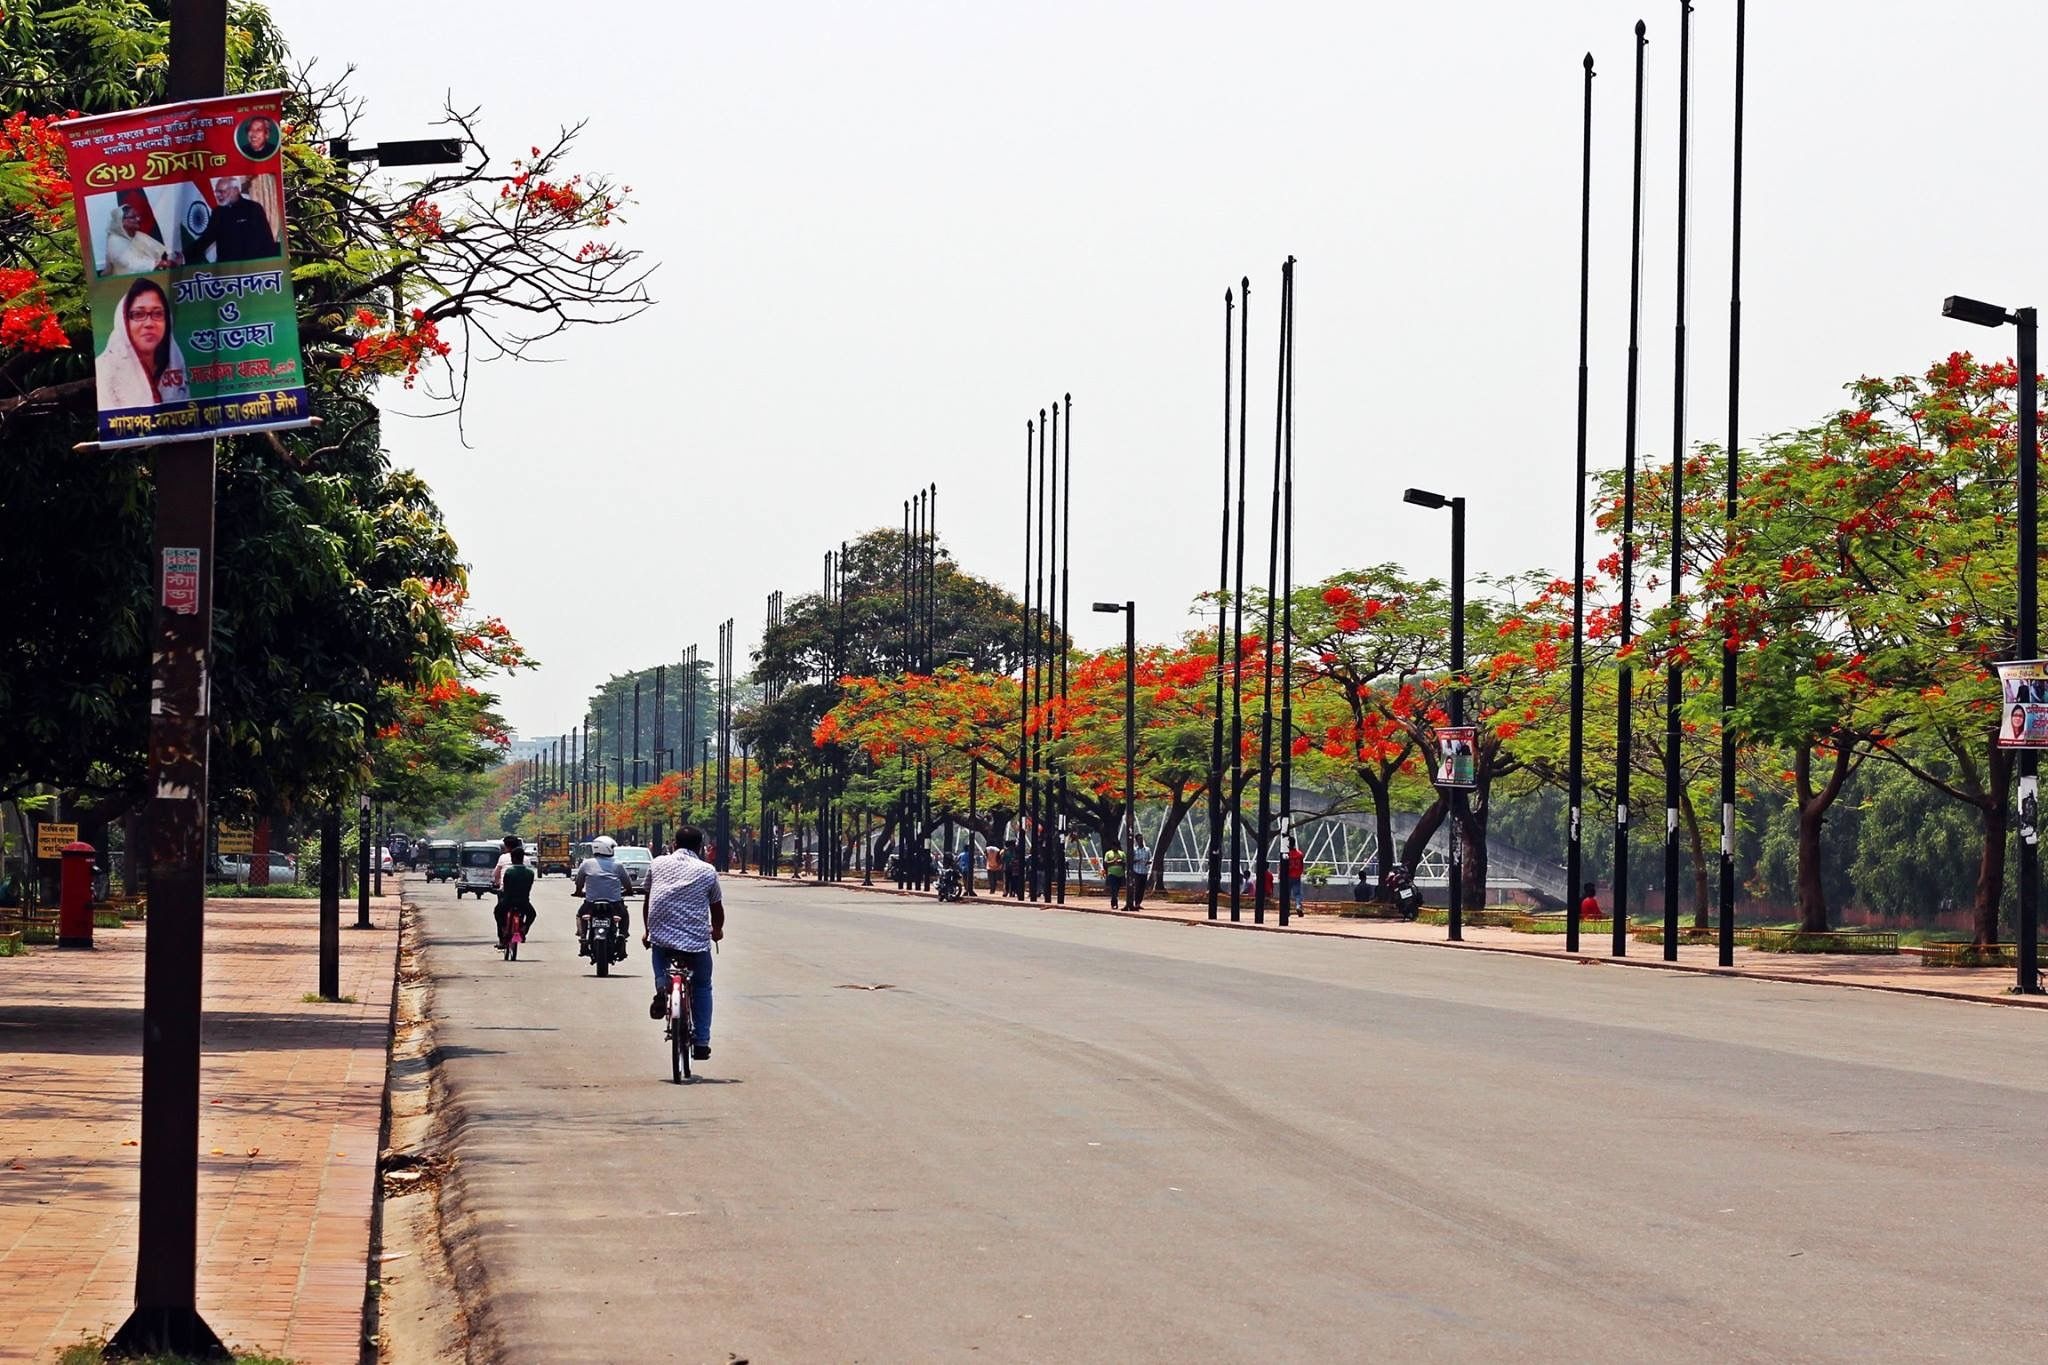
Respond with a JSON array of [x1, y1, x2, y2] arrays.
[[1945, 294, 2041, 995], [1404, 487, 1467, 942], [1092, 602, 1137, 864]]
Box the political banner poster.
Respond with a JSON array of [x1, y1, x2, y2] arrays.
[[1996, 659, 2048, 749], [1432, 725, 1478, 790], [54, 91, 311, 449]]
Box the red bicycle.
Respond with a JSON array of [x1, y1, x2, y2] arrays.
[[665, 957, 695, 1083]]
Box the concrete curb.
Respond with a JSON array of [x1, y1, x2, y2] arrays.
[[394, 881, 509, 1365], [731, 871, 2048, 1012]]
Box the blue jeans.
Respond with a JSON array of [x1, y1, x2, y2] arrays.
[[651, 945, 715, 1046]]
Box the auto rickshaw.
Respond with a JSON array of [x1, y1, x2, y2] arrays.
[[423, 839, 459, 882], [456, 840, 501, 898]]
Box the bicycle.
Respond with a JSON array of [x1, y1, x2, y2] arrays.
[[665, 956, 695, 1083]]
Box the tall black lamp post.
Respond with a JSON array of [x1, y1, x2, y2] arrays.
[[1945, 293, 2041, 995], [1093, 602, 1137, 865], [1404, 487, 1466, 942]]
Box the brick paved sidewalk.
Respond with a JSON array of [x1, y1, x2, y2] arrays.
[[742, 871, 2043, 1008], [0, 893, 401, 1365]]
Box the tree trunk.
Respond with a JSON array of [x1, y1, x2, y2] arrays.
[[1794, 801, 1830, 933], [121, 810, 143, 900], [1792, 739, 1855, 934], [1973, 741, 2015, 947], [250, 815, 271, 888], [1459, 801, 1487, 907], [1151, 792, 1197, 892], [1401, 796, 1448, 881], [1353, 767, 1396, 902], [1682, 792, 1710, 929]]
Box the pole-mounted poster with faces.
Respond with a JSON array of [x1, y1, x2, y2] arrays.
[[55, 92, 310, 449], [1997, 659, 2048, 749], [1432, 725, 1478, 790]]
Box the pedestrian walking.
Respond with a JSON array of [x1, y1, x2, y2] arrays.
[[984, 839, 1003, 894], [1286, 839, 1306, 914], [956, 843, 976, 897], [1103, 842, 1127, 909], [1128, 835, 1151, 910], [1004, 836, 1025, 898]]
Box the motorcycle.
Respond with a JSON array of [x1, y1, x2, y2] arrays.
[[935, 865, 964, 902], [578, 899, 628, 976]]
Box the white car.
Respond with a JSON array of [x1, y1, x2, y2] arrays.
[[212, 852, 297, 884], [616, 846, 654, 893]]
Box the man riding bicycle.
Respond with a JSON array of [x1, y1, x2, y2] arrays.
[[641, 824, 724, 1062], [572, 835, 633, 963]]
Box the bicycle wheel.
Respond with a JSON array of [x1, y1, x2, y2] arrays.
[[670, 1010, 683, 1083]]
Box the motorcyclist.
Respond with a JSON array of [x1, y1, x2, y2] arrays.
[[572, 835, 632, 962], [494, 845, 537, 949]]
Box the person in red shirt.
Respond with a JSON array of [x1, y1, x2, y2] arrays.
[[1286, 840, 1307, 915], [1579, 881, 1603, 921]]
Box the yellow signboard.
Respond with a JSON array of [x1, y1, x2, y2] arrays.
[[216, 827, 254, 854], [36, 822, 79, 860]]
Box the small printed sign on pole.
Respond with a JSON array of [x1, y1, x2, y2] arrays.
[[1996, 660, 2048, 749], [1432, 726, 1478, 790], [161, 546, 201, 615], [36, 822, 80, 859], [215, 826, 253, 854]]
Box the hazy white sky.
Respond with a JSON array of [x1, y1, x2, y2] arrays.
[[271, 0, 2048, 739]]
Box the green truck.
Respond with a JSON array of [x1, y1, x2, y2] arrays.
[[536, 831, 573, 877]]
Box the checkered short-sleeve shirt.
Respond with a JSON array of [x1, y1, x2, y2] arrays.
[[646, 849, 721, 952]]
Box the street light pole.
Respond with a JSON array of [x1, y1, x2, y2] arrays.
[[113, 4, 230, 1353], [1615, 18, 1649, 959], [1450, 497, 1467, 942], [1664, 0, 1694, 964], [1094, 602, 1137, 873], [1945, 293, 2041, 994], [1208, 289, 1235, 921], [357, 794, 371, 928], [1229, 277, 1251, 923], [1570, 51, 1596, 957], [1718, 0, 1746, 969], [1405, 487, 1466, 941]]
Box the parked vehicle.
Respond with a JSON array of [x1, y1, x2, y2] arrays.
[[381, 848, 395, 874], [936, 864, 964, 902], [423, 840, 459, 882], [455, 841, 501, 898], [536, 831, 572, 877], [616, 845, 654, 894], [210, 852, 297, 885]]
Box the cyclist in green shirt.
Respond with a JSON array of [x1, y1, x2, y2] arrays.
[[495, 846, 537, 950]]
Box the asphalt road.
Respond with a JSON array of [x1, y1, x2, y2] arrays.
[[413, 872, 2048, 1364]]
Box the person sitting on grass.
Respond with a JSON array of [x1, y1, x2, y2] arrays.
[[495, 846, 536, 950]]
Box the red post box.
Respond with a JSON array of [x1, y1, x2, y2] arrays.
[[58, 840, 96, 949]]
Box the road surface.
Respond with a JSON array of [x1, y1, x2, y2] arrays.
[[413, 872, 2048, 1363]]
